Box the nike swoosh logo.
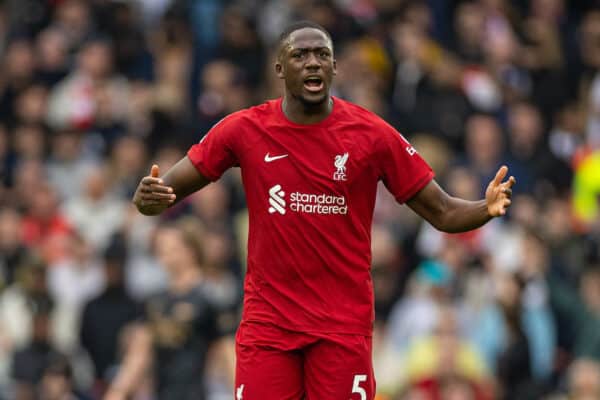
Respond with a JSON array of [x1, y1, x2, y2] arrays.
[[264, 153, 288, 162]]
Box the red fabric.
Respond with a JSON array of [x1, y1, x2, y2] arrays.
[[21, 214, 73, 263], [188, 97, 434, 335], [235, 321, 375, 400], [21, 214, 72, 246]]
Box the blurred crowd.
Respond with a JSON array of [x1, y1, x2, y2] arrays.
[[0, 0, 600, 399]]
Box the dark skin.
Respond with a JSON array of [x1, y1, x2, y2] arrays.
[[132, 27, 515, 232]]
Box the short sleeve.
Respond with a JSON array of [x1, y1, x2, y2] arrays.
[[376, 124, 434, 203], [187, 115, 240, 181]]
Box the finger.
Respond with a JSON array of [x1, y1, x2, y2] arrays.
[[141, 184, 173, 194], [493, 166, 508, 185], [502, 188, 513, 198], [507, 176, 516, 187], [140, 198, 175, 207], [141, 176, 163, 185], [141, 192, 176, 201], [151, 164, 160, 178]]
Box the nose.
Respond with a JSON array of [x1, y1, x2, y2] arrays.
[[305, 52, 321, 69]]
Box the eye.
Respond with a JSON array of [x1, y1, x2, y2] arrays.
[[320, 51, 330, 58]]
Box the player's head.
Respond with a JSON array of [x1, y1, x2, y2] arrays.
[[275, 21, 336, 106]]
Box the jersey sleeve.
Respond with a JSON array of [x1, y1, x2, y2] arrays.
[[187, 115, 241, 181], [375, 124, 435, 203]]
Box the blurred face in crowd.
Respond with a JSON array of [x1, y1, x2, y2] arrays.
[[446, 167, 479, 200], [511, 194, 539, 229], [0, 208, 22, 250], [13, 124, 45, 160], [580, 11, 600, 68], [56, 0, 91, 42], [15, 84, 48, 124], [465, 115, 503, 169], [112, 136, 147, 176], [154, 226, 202, 277], [454, 2, 485, 50], [484, 26, 517, 65], [221, 7, 257, 49], [78, 40, 113, 80], [4, 39, 36, 82], [520, 233, 549, 278], [541, 198, 572, 242], [13, 159, 45, 199], [276, 28, 336, 106], [50, 131, 81, 162], [40, 369, 72, 400], [508, 103, 543, 151], [36, 28, 69, 70], [27, 184, 59, 221], [403, 2, 432, 33], [392, 21, 423, 61], [83, 167, 110, 201], [201, 60, 250, 113]]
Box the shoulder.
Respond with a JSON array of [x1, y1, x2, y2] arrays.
[[224, 100, 277, 124], [207, 99, 277, 133], [334, 97, 390, 128], [333, 97, 400, 143]]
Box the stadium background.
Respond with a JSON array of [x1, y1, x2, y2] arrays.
[[1, 0, 600, 399]]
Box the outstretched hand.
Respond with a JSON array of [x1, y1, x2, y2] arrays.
[[485, 166, 516, 217], [132, 164, 176, 216]]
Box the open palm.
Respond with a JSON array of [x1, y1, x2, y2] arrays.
[[486, 166, 516, 217]]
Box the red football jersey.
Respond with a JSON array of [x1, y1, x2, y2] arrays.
[[187, 97, 434, 335]]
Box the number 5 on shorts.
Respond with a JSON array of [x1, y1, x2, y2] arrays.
[[351, 374, 367, 400]]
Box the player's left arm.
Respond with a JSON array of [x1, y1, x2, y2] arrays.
[[406, 166, 516, 233]]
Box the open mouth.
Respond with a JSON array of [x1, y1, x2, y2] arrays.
[[303, 76, 324, 93]]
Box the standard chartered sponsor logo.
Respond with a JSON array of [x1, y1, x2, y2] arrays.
[[268, 184, 348, 215], [268, 184, 286, 214]]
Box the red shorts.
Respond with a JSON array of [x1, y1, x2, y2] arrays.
[[234, 321, 375, 400]]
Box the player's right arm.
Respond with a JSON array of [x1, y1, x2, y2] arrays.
[[133, 114, 242, 216], [132, 157, 210, 216]]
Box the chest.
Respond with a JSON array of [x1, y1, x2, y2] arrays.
[[146, 294, 212, 347], [240, 125, 375, 190]]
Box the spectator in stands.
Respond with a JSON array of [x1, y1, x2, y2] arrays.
[[10, 295, 65, 400], [62, 164, 127, 253], [105, 221, 236, 400], [79, 235, 139, 396]]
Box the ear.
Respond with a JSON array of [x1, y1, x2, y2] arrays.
[[332, 59, 337, 76], [275, 61, 284, 79]]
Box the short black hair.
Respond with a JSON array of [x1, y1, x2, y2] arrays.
[[277, 20, 333, 54]]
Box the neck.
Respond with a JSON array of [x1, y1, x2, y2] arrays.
[[282, 94, 333, 124]]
